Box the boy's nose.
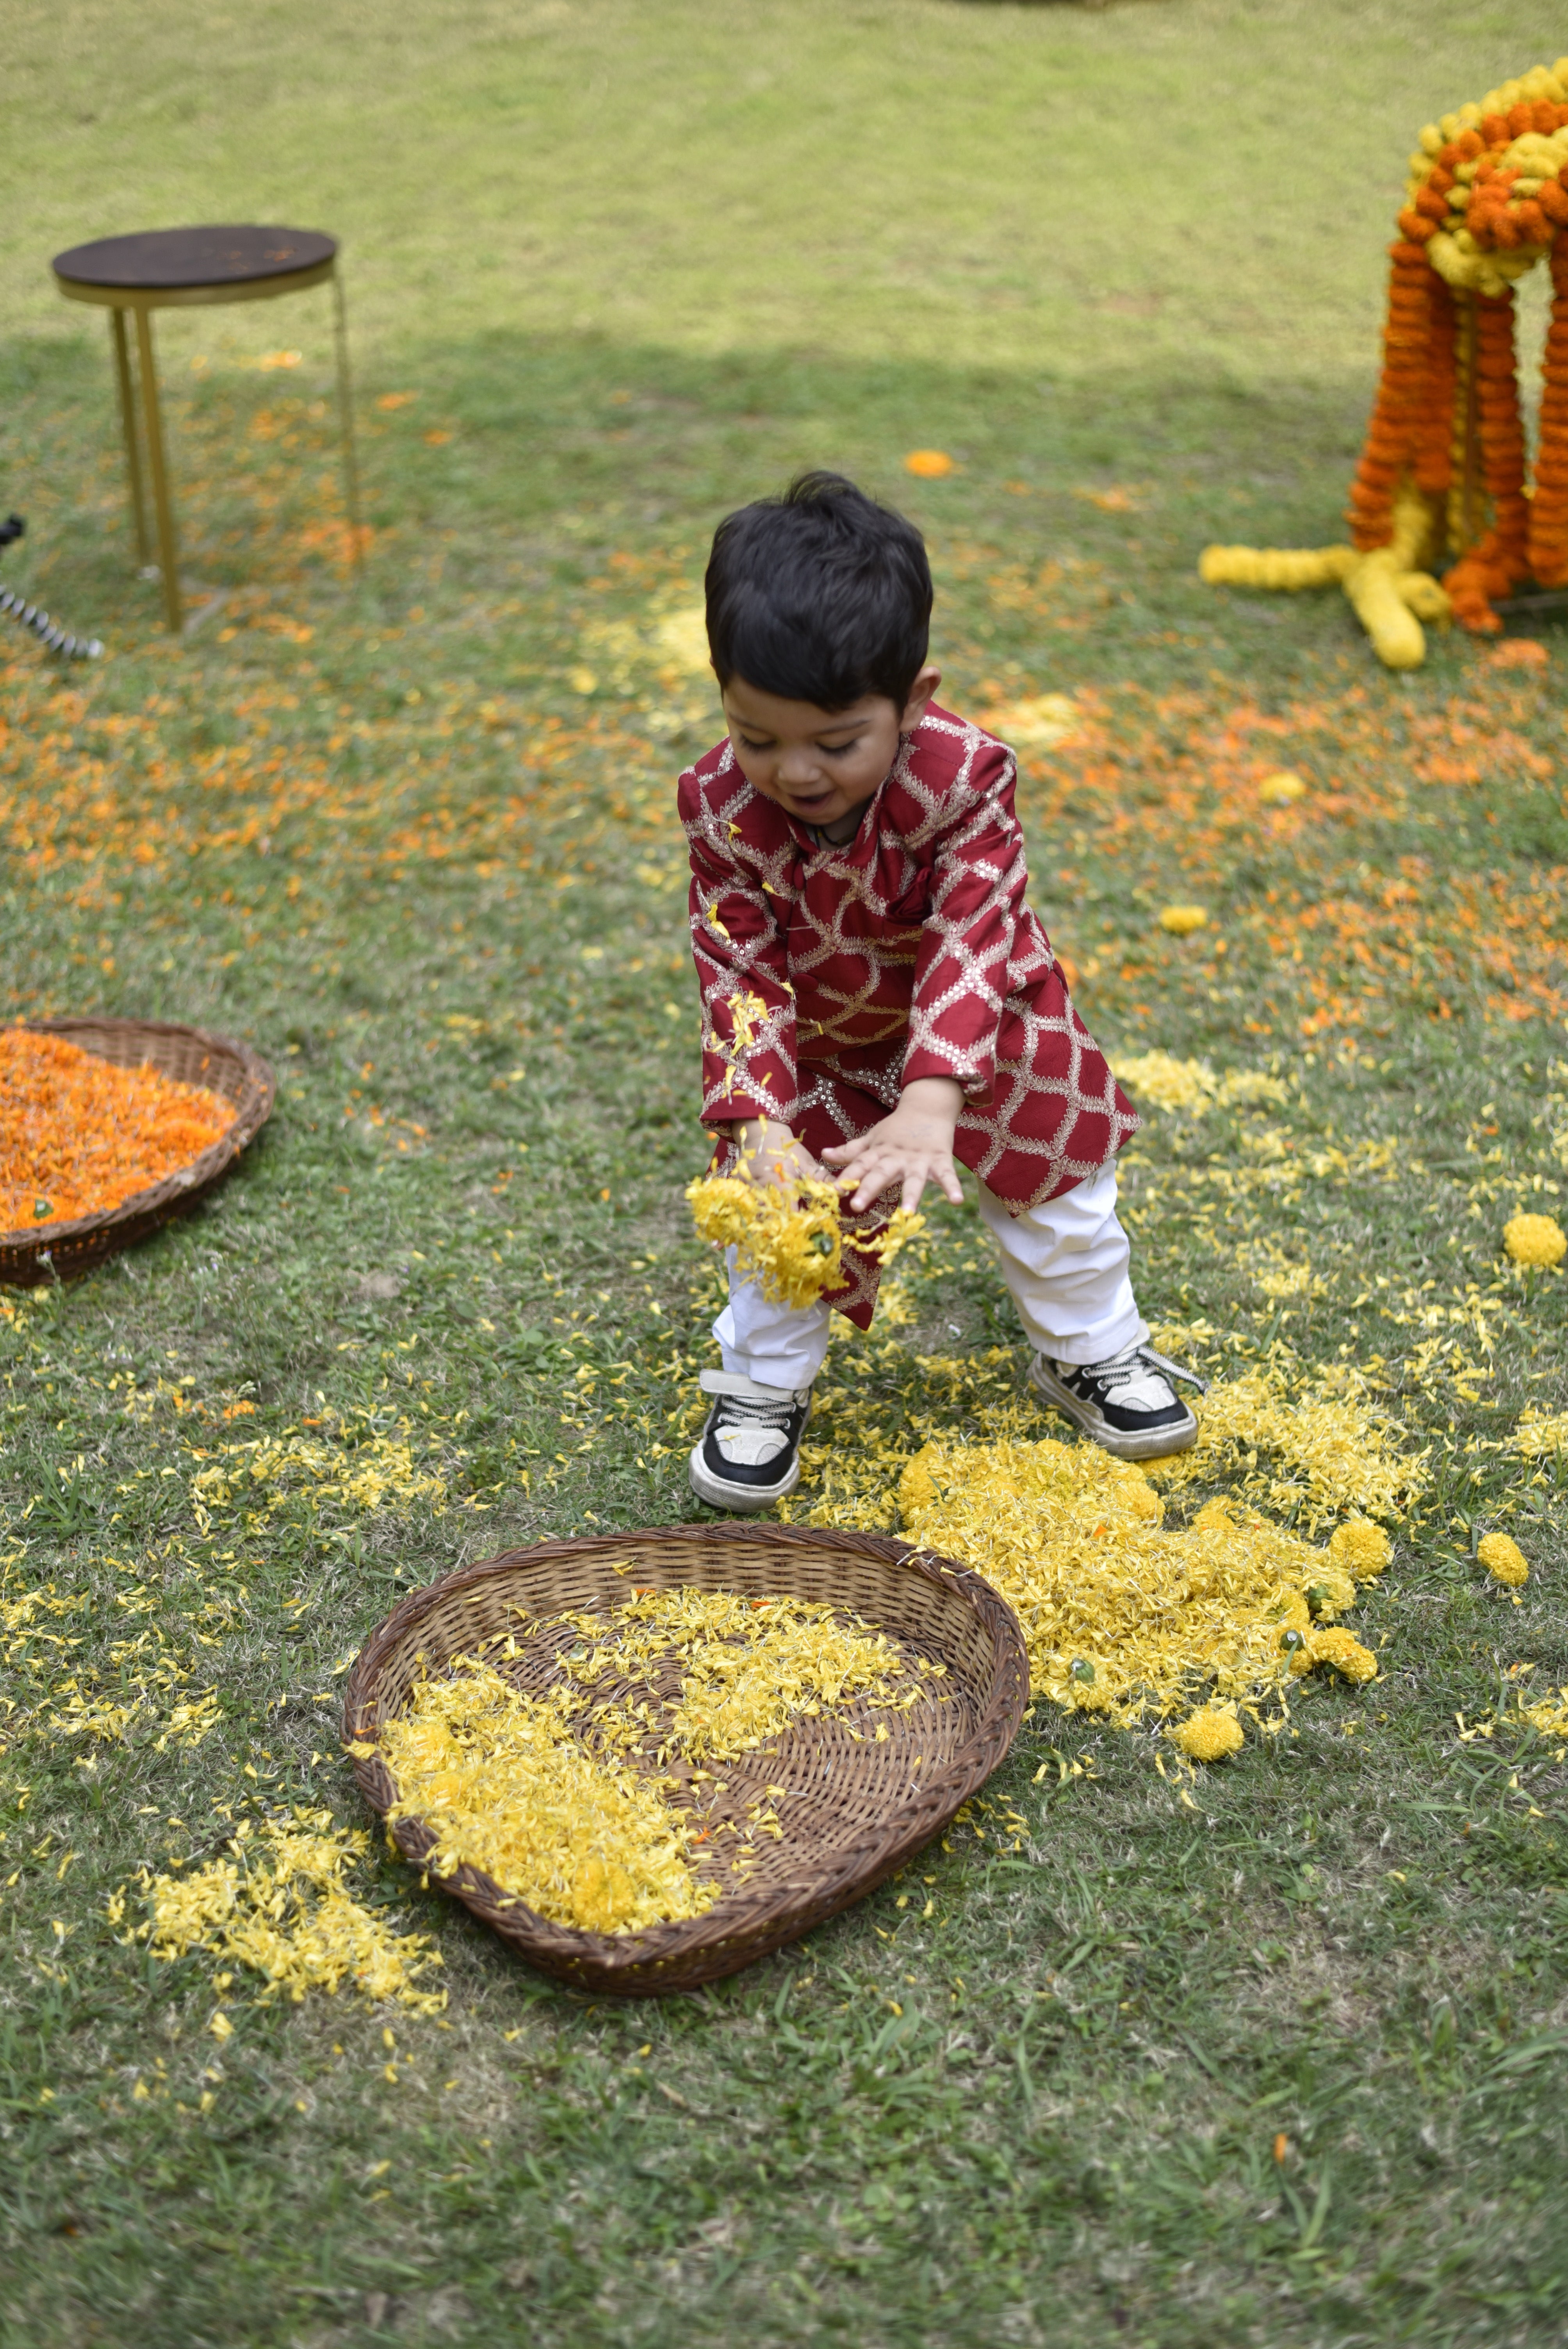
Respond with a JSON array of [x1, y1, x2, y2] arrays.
[[777, 750, 820, 788]]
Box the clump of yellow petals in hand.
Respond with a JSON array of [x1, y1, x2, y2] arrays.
[[1479, 1531, 1529, 1588], [688, 1171, 923, 1310], [1503, 1212, 1566, 1270], [1158, 905, 1208, 937], [1171, 1704, 1245, 1761]]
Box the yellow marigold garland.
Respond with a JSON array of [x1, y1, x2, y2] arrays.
[[1201, 58, 1568, 664]]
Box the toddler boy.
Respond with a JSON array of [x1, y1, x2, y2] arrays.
[[678, 472, 1201, 1512]]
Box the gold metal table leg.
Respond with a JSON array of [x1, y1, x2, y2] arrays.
[[110, 308, 150, 567], [133, 303, 183, 633], [331, 266, 365, 572]]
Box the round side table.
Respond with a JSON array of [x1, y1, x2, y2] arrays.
[[53, 225, 363, 633]]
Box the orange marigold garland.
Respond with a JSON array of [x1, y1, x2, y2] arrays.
[[1412, 273, 1458, 499], [1529, 235, 1568, 585], [1202, 57, 1568, 662], [1348, 240, 1436, 552], [0, 1030, 233, 1234], [1443, 289, 1531, 630]]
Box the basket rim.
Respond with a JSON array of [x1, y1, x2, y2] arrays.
[[342, 1522, 1030, 1987], [0, 1016, 275, 1258]]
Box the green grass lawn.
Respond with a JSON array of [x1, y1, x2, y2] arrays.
[[3, 3, 1568, 2343]]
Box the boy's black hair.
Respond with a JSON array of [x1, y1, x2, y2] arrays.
[[704, 471, 933, 712]]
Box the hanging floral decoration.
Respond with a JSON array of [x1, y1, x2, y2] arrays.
[[1201, 59, 1568, 665]]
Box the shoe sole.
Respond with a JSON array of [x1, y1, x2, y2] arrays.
[[687, 1445, 802, 1513], [1028, 1358, 1198, 1463]]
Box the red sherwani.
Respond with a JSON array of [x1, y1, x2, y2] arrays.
[[679, 703, 1138, 1326]]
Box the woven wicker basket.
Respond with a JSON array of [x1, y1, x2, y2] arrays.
[[0, 1018, 274, 1287], [344, 1524, 1030, 1997]]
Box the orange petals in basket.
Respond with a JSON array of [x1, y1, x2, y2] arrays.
[[0, 1030, 233, 1233]]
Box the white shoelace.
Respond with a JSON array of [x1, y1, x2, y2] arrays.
[[710, 1388, 799, 1467], [1064, 1345, 1206, 1413]]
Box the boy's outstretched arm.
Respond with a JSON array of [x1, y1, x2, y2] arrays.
[[821, 1076, 965, 1214]]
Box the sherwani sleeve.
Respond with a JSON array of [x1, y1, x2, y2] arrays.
[[680, 772, 800, 1127], [901, 740, 1029, 1106]]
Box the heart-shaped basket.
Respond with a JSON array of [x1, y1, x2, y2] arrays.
[[0, 1017, 274, 1286], [344, 1521, 1030, 1997]]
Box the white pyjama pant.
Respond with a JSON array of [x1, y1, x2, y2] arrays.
[[712, 1164, 1146, 1392]]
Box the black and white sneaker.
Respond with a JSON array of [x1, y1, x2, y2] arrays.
[[688, 1369, 813, 1512], [1029, 1343, 1206, 1462]]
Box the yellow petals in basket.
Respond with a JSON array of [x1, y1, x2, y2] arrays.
[[688, 1171, 923, 1309], [380, 1664, 717, 1937], [370, 1591, 945, 1936]]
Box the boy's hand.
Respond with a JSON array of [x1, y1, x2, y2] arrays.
[[821, 1077, 964, 1214], [729, 1118, 829, 1194]]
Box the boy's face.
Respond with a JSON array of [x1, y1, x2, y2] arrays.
[[721, 667, 940, 832]]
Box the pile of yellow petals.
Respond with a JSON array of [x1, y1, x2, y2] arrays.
[[1515, 1408, 1568, 1459], [558, 1585, 944, 1763], [1113, 1050, 1287, 1118], [1147, 1369, 1422, 1532], [687, 1171, 923, 1310], [131, 1810, 446, 2012], [379, 1664, 716, 1937], [898, 1435, 1385, 1736], [1503, 1212, 1566, 1269], [1513, 1684, 1568, 1743], [1158, 905, 1208, 936]]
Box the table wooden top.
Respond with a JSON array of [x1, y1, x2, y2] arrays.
[[53, 226, 336, 292]]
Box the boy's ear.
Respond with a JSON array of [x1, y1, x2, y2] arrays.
[[899, 664, 942, 734]]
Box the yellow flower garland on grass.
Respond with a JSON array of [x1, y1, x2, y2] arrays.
[[1200, 58, 1568, 666]]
